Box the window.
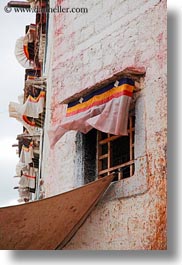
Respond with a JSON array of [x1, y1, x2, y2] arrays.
[[97, 115, 135, 181], [72, 73, 146, 198], [75, 115, 135, 184]]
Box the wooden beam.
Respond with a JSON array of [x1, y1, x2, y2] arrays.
[[129, 117, 133, 176], [98, 160, 134, 175], [60, 69, 145, 104], [7, 1, 30, 8], [98, 154, 108, 160], [107, 139, 111, 175], [12, 144, 18, 147], [98, 130, 134, 145]]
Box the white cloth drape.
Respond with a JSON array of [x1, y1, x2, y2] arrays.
[[48, 78, 135, 148], [9, 91, 45, 119]]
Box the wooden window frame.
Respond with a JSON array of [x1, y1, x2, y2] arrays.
[[97, 115, 135, 181]]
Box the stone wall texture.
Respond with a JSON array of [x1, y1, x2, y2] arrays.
[[42, 0, 167, 250]]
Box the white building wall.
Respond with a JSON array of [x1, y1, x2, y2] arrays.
[[41, 0, 167, 250]]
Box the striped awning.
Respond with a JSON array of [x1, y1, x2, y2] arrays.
[[19, 91, 45, 119], [14, 37, 33, 68], [48, 78, 135, 148], [14, 24, 36, 68]]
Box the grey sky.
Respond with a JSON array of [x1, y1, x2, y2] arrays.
[[0, 0, 34, 207]]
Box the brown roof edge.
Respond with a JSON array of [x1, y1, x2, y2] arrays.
[[0, 174, 115, 250], [7, 1, 30, 8], [60, 67, 146, 104]]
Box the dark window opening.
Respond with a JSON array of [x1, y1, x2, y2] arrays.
[[83, 129, 97, 184], [75, 129, 97, 184]]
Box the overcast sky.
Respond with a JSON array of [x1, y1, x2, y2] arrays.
[[0, 1, 34, 207]]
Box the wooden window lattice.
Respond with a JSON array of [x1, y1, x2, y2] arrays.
[[97, 116, 135, 181]]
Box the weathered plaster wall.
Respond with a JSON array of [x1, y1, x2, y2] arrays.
[[42, 0, 167, 249]]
